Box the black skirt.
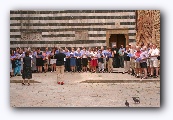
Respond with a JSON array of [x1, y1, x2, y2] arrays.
[[36, 58, 43, 66], [22, 66, 32, 79], [82, 58, 88, 67]]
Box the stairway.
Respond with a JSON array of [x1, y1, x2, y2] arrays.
[[112, 68, 124, 73]]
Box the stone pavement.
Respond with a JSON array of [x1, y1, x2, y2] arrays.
[[10, 71, 160, 107]]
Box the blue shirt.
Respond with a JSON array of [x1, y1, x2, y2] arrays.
[[102, 50, 107, 56], [70, 52, 75, 57], [55, 50, 59, 54], [46, 51, 51, 55], [75, 52, 82, 57], [10, 55, 16, 59], [106, 52, 113, 58], [64, 51, 70, 57]]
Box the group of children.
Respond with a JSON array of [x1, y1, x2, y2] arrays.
[[10, 43, 160, 79]]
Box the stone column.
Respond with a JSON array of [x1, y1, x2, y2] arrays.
[[125, 34, 129, 46], [106, 32, 111, 47]]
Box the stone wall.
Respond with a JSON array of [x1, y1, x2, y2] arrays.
[[10, 10, 136, 49], [136, 10, 160, 48]]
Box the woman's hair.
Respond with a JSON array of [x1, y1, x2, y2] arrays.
[[136, 46, 141, 50], [25, 51, 29, 57], [37, 47, 40, 50], [10, 50, 14, 55]]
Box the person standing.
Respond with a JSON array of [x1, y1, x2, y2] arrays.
[[70, 48, 76, 72], [10, 50, 16, 77], [54, 48, 66, 85], [36, 48, 43, 73], [42, 48, 50, 73], [118, 45, 125, 68], [149, 44, 160, 78], [64, 48, 71, 72], [14, 47, 21, 76], [123, 45, 131, 74], [134, 46, 142, 78], [50, 48, 56, 72], [75, 48, 82, 73], [98, 49, 105, 73], [147, 43, 153, 76], [112, 45, 119, 68], [18, 48, 23, 75], [31, 48, 37, 73], [107, 47, 114, 73], [22, 51, 32, 86], [139, 46, 149, 79], [101, 46, 107, 72], [81, 47, 88, 72], [87, 47, 92, 72], [90, 48, 98, 73]]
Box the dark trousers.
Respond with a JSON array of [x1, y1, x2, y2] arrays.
[[76, 58, 82, 72], [113, 57, 120, 68], [119, 56, 124, 68], [65, 58, 71, 72]]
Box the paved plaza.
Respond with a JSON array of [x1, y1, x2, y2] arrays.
[[10, 71, 160, 107]]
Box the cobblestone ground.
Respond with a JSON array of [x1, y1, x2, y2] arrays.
[[10, 71, 160, 107]]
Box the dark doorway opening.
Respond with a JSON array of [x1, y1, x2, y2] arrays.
[[109, 34, 126, 68], [109, 34, 126, 49]]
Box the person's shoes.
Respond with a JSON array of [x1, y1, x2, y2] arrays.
[[153, 75, 158, 78], [122, 72, 125, 74], [28, 83, 30, 86], [22, 83, 25, 86], [142, 77, 148, 79], [149, 75, 153, 78], [136, 75, 140, 78], [58, 82, 61, 84], [61, 82, 64, 85]]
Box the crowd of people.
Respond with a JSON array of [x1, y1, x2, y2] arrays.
[[10, 43, 160, 85]]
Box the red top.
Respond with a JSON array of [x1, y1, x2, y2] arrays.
[[135, 51, 141, 58]]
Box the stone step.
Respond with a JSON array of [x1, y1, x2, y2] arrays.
[[112, 68, 124, 73]]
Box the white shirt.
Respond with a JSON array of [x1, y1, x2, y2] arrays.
[[150, 48, 160, 60]]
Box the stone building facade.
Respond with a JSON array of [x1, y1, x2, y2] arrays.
[[10, 10, 136, 50]]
